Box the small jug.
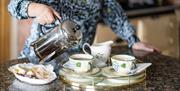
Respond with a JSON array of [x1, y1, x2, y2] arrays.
[[82, 41, 113, 67]]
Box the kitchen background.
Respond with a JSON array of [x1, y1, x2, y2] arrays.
[[0, 0, 180, 62]]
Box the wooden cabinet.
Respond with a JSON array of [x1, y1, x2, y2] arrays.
[[94, 24, 117, 43], [95, 13, 179, 59], [0, 0, 11, 61], [134, 13, 179, 59]]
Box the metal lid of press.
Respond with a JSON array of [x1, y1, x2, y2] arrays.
[[60, 20, 82, 43]]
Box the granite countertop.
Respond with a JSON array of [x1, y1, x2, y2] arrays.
[[0, 45, 180, 91]]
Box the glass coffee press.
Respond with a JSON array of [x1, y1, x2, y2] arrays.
[[31, 19, 82, 63]]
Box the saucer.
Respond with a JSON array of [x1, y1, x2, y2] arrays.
[[102, 66, 142, 77], [97, 75, 146, 86], [102, 63, 151, 77], [59, 68, 102, 83], [61, 67, 101, 76], [106, 73, 145, 84]]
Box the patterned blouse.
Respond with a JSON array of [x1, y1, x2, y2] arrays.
[[8, 0, 140, 61]]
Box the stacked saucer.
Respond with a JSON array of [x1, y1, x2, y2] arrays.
[[59, 67, 103, 84], [102, 66, 146, 84], [98, 63, 151, 86], [59, 63, 151, 87]]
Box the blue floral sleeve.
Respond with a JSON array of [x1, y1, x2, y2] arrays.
[[8, 0, 33, 19], [8, 0, 141, 61], [101, 0, 140, 47]]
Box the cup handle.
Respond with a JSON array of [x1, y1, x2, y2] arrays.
[[62, 61, 70, 68], [88, 62, 93, 72], [34, 17, 60, 35], [132, 62, 137, 70], [82, 43, 91, 55]]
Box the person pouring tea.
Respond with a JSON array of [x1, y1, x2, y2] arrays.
[[8, 0, 160, 60]]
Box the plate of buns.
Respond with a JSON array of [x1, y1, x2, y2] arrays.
[[8, 63, 57, 85]]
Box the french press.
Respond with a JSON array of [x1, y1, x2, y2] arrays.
[[31, 19, 82, 63]]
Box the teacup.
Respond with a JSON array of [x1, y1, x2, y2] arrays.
[[64, 54, 93, 73], [82, 41, 113, 67], [111, 55, 136, 74]]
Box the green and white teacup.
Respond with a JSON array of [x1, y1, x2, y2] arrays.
[[68, 54, 93, 73], [111, 55, 136, 74]]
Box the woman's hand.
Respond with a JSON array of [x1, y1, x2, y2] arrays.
[[132, 42, 160, 53], [28, 3, 61, 25]]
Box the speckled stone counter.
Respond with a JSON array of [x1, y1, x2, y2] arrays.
[[0, 45, 180, 91]]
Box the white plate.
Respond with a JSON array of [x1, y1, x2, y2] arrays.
[[59, 67, 102, 83], [106, 73, 145, 83], [102, 63, 151, 77], [61, 67, 101, 76], [9, 63, 57, 85], [96, 76, 146, 86], [59, 69, 91, 83]]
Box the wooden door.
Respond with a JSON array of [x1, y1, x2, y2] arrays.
[[0, 0, 11, 61]]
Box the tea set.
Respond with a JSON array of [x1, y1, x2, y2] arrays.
[[27, 19, 151, 77], [62, 40, 151, 77], [9, 19, 151, 86]]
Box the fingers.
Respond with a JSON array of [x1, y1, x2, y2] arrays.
[[46, 13, 55, 24], [52, 9, 61, 20], [141, 46, 154, 52], [132, 42, 160, 53], [144, 44, 161, 53], [34, 16, 46, 25], [34, 7, 61, 25], [152, 47, 161, 53], [34, 15, 53, 25]]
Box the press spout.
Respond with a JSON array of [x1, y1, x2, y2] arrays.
[[30, 41, 36, 47]]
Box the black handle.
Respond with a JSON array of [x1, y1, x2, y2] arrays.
[[37, 17, 61, 34]]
